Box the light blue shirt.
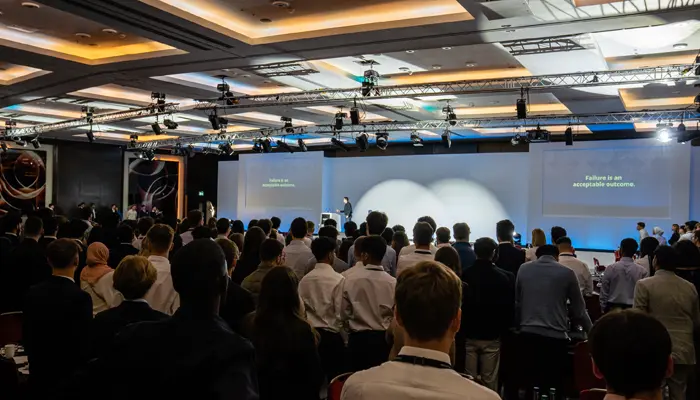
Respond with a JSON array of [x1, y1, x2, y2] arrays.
[[600, 257, 649, 308], [347, 244, 397, 277]]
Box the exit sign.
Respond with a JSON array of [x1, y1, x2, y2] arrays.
[[198, 191, 204, 197]]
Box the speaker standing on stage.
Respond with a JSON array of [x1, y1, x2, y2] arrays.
[[338, 197, 353, 222]]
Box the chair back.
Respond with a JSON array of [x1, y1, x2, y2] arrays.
[[0, 312, 23, 347], [574, 341, 605, 392], [580, 388, 607, 400], [328, 372, 353, 400]]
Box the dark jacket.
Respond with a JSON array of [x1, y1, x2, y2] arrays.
[[72, 240, 88, 282], [453, 242, 477, 273], [496, 243, 526, 276], [231, 254, 261, 285], [5, 238, 51, 312], [669, 231, 681, 246], [90, 300, 168, 357], [461, 259, 515, 340], [220, 277, 256, 335], [23, 276, 93, 393], [107, 243, 139, 269], [38, 236, 56, 251]]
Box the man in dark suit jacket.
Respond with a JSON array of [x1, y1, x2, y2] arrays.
[[75, 239, 258, 400], [108, 225, 139, 268], [6, 217, 51, 312], [23, 239, 93, 397], [0, 212, 24, 312], [495, 219, 526, 276], [38, 216, 59, 250]]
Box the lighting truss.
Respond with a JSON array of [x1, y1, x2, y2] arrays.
[[240, 62, 319, 77], [129, 109, 700, 150], [3, 103, 179, 138], [501, 34, 593, 56], [196, 64, 695, 109]]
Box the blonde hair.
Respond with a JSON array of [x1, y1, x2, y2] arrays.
[[531, 228, 547, 247], [113, 255, 157, 300]]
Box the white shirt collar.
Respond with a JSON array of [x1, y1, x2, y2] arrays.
[[498, 241, 512, 245], [55, 274, 75, 283], [148, 255, 170, 268], [43, 236, 57, 239], [4, 232, 17, 237], [397, 346, 451, 365], [314, 263, 334, 271], [123, 298, 149, 304]]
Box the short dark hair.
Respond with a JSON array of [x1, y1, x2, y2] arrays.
[[653, 245, 678, 271], [589, 310, 671, 398], [686, 220, 698, 231], [453, 223, 470, 241], [435, 246, 461, 275], [47, 238, 80, 269], [231, 220, 245, 234], [290, 217, 307, 239], [306, 220, 315, 233], [270, 216, 281, 229], [116, 224, 134, 243], [395, 261, 461, 341], [436, 227, 451, 244], [474, 237, 498, 260], [171, 239, 227, 304], [381, 227, 394, 244], [257, 219, 272, 235], [192, 226, 212, 240], [44, 216, 59, 236], [392, 224, 406, 233], [673, 223, 680, 229], [639, 236, 659, 258], [259, 238, 284, 262], [496, 219, 515, 242], [187, 210, 203, 226], [147, 224, 175, 253], [556, 236, 572, 246], [312, 237, 337, 262], [24, 216, 43, 236], [536, 244, 559, 258], [413, 222, 433, 246], [674, 240, 700, 268], [620, 238, 639, 257], [136, 217, 155, 237], [361, 235, 387, 264], [416, 216, 437, 233], [248, 219, 258, 230], [366, 211, 389, 235], [1, 212, 22, 233], [637, 222, 646, 228], [551, 226, 567, 244], [318, 226, 339, 240], [67, 219, 88, 239], [344, 196, 349, 202], [216, 218, 230, 235], [344, 221, 358, 236], [324, 218, 338, 228]]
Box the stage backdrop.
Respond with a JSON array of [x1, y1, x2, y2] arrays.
[[123, 153, 184, 219], [0, 143, 53, 216]]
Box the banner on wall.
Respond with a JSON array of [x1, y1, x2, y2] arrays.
[[126, 157, 180, 217], [0, 149, 47, 216]]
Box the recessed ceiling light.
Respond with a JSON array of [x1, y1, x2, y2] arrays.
[[75, 32, 91, 38], [102, 28, 118, 34], [442, 46, 452, 50], [506, 29, 516, 33], [405, 50, 415, 54], [465, 62, 477, 67], [260, 18, 272, 23], [21, 2, 40, 9], [673, 43, 688, 49], [242, 75, 250, 78], [399, 67, 410, 72], [432, 64, 442, 70]]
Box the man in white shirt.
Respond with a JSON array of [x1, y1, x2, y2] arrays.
[[180, 210, 204, 246], [342, 237, 366, 278], [436, 227, 452, 248], [215, 218, 230, 240], [341, 235, 396, 372], [399, 216, 439, 257], [556, 237, 593, 296], [397, 222, 436, 276], [680, 221, 698, 241], [299, 236, 346, 381], [637, 222, 649, 242], [144, 224, 179, 315], [303, 220, 315, 248], [346, 211, 397, 276], [301, 226, 349, 274], [285, 217, 314, 279], [271, 216, 285, 244], [342, 260, 499, 400]]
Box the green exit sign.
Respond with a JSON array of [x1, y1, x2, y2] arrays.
[[198, 191, 204, 197]]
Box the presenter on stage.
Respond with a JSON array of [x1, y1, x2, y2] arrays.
[[337, 197, 353, 223]]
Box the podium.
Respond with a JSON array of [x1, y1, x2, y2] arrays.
[[320, 212, 341, 228]]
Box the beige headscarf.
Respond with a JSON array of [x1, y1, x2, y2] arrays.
[[81, 242, 112, 285]]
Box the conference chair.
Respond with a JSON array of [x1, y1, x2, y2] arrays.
[[573, 341, 605, 393], [328, 372, 353, 400], [0, 312, 23, 347]]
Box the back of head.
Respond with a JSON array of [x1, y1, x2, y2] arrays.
[[192, 226, 212, 240], [344, 221, 357, 236], [215, 238, 239, 271], [324, 218, 338, 228], [381, 227, 394, 244], [413, 221, 434, 246], [620, 238, 639, 257], [243, 227, 266, 258], [496, 219, 515, 242], [113, 255, 157, 300], [231, 220, 245, 234], [216, 218, 230, 235], [453, 222, 470, 241], [228, 233, 245, 255], [653, 245, 678, 272], [361, 235, 387, 264], [187, 210, 204, 227], [353, 236, 366, 259], [312, 236, 337, 262], [87, 242, 109, 266], [171, 239, 227, 304], [436, 227, 451, 244], [318, 226, 339, 241], [306, 220, 315, 234], [366, 211, 389, 235], [24, 216, 43, 237], [474, 237, 498, 261], [259, 238, 284, 262], [248, 219, 258, 230], [392, 224, 406, 233], [639, 236, 660, 258], [290, 217, 307, 239], [47, 238, 80, 270], [136, 217, 155, 237], [551, 226, 567, 244], [589, 310, 671, 398], [1, 212, 22, 233], [556, 236, 573, 252], [392, 231, 409, 248], [686, 220, 698, 231], [67, 219, 88, 239], [256, 266, 301, 321], [44, 216, 59, 236], [146, 224, 174, 254], [257, 219, 272, 235], [417, 216, 437, 233], [674, 240, 700, 268], [270, 216, 281, 230], [536, 244, 559, 259], [531, 228, 546, 247], [435, 246, 461, 275], [395, 261, 461, 341]]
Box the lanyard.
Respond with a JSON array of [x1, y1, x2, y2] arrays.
[[393, 355, 452, 370]]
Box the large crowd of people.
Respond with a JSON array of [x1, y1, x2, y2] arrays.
[[1, 204, 700, 400]]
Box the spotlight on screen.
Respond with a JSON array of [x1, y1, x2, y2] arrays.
[[656, 123, 674, 143], [335, 112, 346, 130], [151, 122, 163, 135], [410, 131, 424, 147], [376, 132, 389, 150], [30, 137, 40, 149], [331, 137, 350, 152], [281, 116, 294, 133], [297, 138, 308, 152], [163, 119, 178, 130], [355, 133, 369, 152], [441, 130, 451, 149], [276, 140, 294, 153], [564, 127, 573, 146], [209, 113, 221, 130]]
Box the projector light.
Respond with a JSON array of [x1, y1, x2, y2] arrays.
[[656, 128, 672, 143], [297, 138, 308, 152], [376, 132, 389, 150], [163, 119, 178, 130], [441, 130, 451, 149], [410, 132, 424, 147], [355, 133, 369, 152]]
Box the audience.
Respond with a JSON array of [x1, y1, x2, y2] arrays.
[[399, 216, 438, 256], [6, 216, 50, 312], [516, 244, 591, 393], [90, 255, 168, 357], [652, 226, 667, 246], [637, 236, 660, 276], [391, 230, 409, 264], [343, 236, 366, 276], [452, 222, 475, 273], [435, 246, 462, 276], [381, 226, 395, 245], [461, 238, 514, 391], [349, 211, 397, 276], [301, 225, 349, 274], [132, 217, 155, 250], [180, 210, 203, 245], [341, 235, 396, 371], [397, 221, 435, 276], [285, 217, 314, 279], [556, 237, 593, 296], [242, 238, 285, 303], [298, 237, 347, 382], [231, 219, 245, 235], [634, 245, 700, 400], [80, 242, 120, 315], [24, 239, 92, 397], [670, 223, 681, 246], [525, 228, 546, 262], [436, 226, 451, 247], [143, 224, 179, 315], [675, 240, 700, 296], [232, 226, 267, 284], [257, 218, 273, 238], [215, 238, 255, 334], [39, 215, 59, 250], [600, 238, 648, 312], [550, 226, 567, 245], [495, 219, 525, 276], [65, 219, 89, 281], [247, 266, 323, 400], [216, 217, 231, 239], [248, 219, 259, 230], [342, 261, 499, 400], [589, 310, 672, 400], [271, 216, 285, 243], [680, 220, 698, 241], [108, 224, 139, 268], [304, 220, 315, 247]]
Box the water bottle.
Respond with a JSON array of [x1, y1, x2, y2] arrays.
[[532, 387, 540, 400], [549, 388, 557, 400]]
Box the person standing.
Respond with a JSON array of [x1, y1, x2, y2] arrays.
[[397, 222, 435, 276], [124, 205, 138, 221], [637, 222, 649, 241], [241, 239, 285, 304], [634, 246, 700, 400], [337, 196, 353, 222], [108, 225, 139, 268], [285, 217, 314, 279], [180, 210, 204, 246], [495, 219, 526, 276], [143, 224, 179, 315], [6, 217, 51, 312], [601, 238, 648, 312], [670, 223, 681, 246], [110, 204, 122, 224], [452, 222, 476, 273], [347, 211, 397, 276], [556, 237, 593, 296]]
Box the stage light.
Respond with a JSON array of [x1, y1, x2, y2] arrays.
[[441, 130, 451, 149], [252, 141, 262, 153], [526, 125, 551, 143], [334, 112, 346, 130], [209, 113, 221, 130], [355, 133, 369, 152], [443, 104, 457, 126], [331, 137, 350, 152], [656, 127, 672, 143], [511, 134, 521, 146], [362, 69, 380, 97], [376, 132, 389, 150], [143, 149, 156, 161], [276, 140, 294, 153], [218, 117, 229, 129], [281, 116, 294, 133], [410, 131, 424, 147], [30, 137, 40, 149], [129, 134, 137, 147], [259, 137, 272, 153], [297, 138, 308, 152], [219, 142, 234, 156], [216, 82, 230, 93], [151, 122, 163, 135], [86, 128, 94, 143], [163, 119, 178, 130], [151, 92, 166, 112], [564, 127, 573, 146]]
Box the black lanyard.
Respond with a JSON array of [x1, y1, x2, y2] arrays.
[[393, 355, 452, 370]]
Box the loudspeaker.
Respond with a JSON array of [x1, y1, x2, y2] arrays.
[[516, 99, 527, 119], [564, 127, 573, 146], [350, 108, 360, 125]]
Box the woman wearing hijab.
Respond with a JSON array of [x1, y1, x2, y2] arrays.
[[653, 227, 668, 246], [80, 242, 121, 315]]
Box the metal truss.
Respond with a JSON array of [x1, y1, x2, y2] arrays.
[[129, 109, 700, 150], [196, 64, 697, 109], [501, 35, 594, 56], [2, 103, 180, 138], [240, 62, 319, 77]]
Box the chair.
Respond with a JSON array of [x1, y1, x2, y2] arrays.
[[0, 312, 23, 347], [328, 372, 353, 400], [580, 388, 607, 400], [573, 341, 605, 393]]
